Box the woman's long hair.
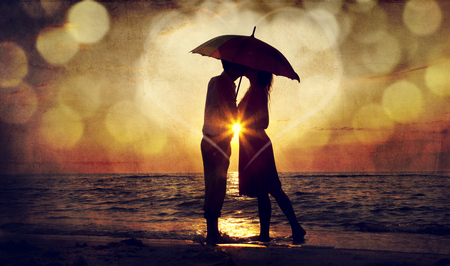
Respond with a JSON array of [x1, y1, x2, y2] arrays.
[[240, 70, 273, 106], [256, 70, 273, 100]]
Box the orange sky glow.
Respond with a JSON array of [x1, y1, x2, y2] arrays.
[[1, 0, 450, 174]]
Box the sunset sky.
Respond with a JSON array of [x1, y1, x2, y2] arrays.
[[1, 0, 450, 174]]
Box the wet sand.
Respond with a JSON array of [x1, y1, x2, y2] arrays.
[[1, 234, 449, 266]]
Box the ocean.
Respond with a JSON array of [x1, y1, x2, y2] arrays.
[[1, 172, 449, 254]]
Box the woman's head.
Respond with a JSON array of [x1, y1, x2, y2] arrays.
[[245, 69, 273, 87]]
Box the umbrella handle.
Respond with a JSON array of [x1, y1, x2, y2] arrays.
[[235, 75, 243, 102], [235, 26, 255, 100], [235, 61, 251, 101]]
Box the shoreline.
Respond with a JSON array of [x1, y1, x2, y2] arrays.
[[1, 233, 450, 266]]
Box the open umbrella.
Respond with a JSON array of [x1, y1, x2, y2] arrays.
[[190, 27, 300, 97]]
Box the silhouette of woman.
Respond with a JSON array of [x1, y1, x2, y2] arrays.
[[238, 68, 306, 243]]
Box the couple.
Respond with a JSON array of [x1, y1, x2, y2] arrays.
[[201, 60, 306, 245]]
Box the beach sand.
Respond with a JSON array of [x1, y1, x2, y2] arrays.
[[1, 234, 450, 266]]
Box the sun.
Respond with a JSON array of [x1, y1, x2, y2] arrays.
[[232, 123, 242, 140], [232, 123, 242, 134]]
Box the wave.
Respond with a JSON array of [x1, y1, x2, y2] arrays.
[[355, 222, 450, 236], [285, 171, 450, 178], [123, 173, 202, 179]]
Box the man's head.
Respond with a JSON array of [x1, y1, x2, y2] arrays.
[[221, 60, 232, 73], [221, 60, 248, 81]]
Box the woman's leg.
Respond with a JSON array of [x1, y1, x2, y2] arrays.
[[271, 189, 306, 242], [257, 194, 271, 241]]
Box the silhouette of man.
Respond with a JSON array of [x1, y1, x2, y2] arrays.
[[201, 59, 246, 245]]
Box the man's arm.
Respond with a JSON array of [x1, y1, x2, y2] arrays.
[[216, 78, 237, 125]]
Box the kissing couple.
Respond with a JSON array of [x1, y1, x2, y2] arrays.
[[201, 59, 306, 246]]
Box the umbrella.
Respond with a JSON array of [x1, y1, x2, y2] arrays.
[[190, 27, 300, 98]]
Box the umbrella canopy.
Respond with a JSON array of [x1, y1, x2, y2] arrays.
[[190, 27, 300, 82]]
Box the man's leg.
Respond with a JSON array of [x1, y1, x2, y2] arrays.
[[201, 138, 230, 244]]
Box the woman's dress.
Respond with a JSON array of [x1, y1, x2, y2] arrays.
[[238, 89, 282, 197]]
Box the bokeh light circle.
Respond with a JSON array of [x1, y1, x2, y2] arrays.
[[360, 31, 401, 75], [36, 27, 79, 65], [138, 127, 168, 156], [425, 60, 450, 97], [66, 0, 110, 44], [0, 42, 28, 88], [382, 80, 423, 122], [40, 105, 84, 149], [403, 0, 442, 36], [105, 101, 148, 144]]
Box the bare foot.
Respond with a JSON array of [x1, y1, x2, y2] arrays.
[[257, 235, 272, 242], [206, 231, 222, 246], [292, 225, 306, 243]]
